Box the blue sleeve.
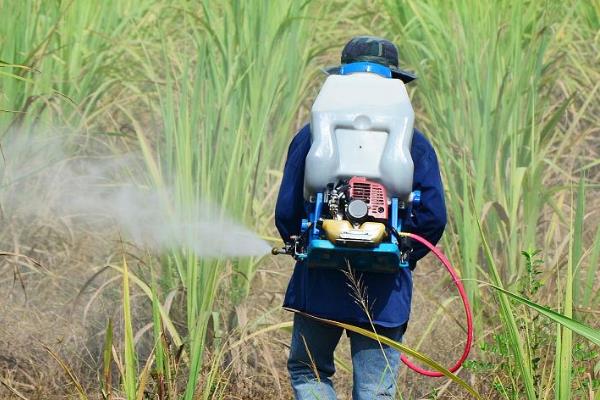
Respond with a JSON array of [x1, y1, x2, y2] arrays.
[[275, 124, 311, 242], [404, 130, 447, 269]]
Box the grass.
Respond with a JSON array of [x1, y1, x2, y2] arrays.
[[381, 0, 572, 298], [133, 2, 320, 397], [0, 0, 599, 399], [375, 1, 599, 397]]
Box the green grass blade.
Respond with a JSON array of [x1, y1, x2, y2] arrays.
[[101, 319, 113, 399], [486, 285, 600, 346], [582, 225, 600, 308], [557, 199, 575, 400], [107, 264, 182, 347], [555, 321, 564, 400], [121, 257, 137, 400], [478, 220, 537, 399], [150, 278, 166, 390], [0, 70, 34, 83], [572, 178, 585, 305]]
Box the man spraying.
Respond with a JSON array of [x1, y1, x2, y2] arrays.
[[274, 36, 447, 399]]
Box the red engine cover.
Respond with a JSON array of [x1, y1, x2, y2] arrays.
[[348, 177, 388, 220]]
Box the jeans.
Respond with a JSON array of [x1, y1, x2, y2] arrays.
[[288, 313, 405, 400]]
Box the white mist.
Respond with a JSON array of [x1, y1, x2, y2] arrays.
[[0, 134, 271, 258]]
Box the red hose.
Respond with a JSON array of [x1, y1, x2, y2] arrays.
[[396, 231, 474, 377]]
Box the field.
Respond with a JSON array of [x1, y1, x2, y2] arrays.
[[1, 0, 599, 399]]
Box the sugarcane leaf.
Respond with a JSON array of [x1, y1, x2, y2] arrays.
[[487, 284, 600, 346]]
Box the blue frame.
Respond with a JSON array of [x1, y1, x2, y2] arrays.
[[299, 192, 418, 272]]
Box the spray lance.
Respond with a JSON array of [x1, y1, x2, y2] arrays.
[[272, 61, 473, 377]]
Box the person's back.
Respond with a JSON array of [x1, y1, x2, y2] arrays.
[[275, 36, 447, 400]]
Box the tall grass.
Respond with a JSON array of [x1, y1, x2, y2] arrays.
[[118, 1, 322, 397], [382, 0, 570, 301], [376, 0, 599, 397], [0, 0, 158, 135], [2, 0, 322, 396]]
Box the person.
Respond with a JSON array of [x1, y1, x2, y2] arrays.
[[274, 36, 447, 400]]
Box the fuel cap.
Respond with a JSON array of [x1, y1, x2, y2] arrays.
[[347, 199, 368, 221]]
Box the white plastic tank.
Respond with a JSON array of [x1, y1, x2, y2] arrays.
[[304, 72, 415, 201]]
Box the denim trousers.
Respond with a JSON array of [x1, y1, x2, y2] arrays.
[[287, 313, 405, 400]]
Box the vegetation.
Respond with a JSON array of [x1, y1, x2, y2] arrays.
[[1, 0, 598, 399]]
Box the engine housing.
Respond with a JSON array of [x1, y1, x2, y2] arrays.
[[348, 176, 388, 221]]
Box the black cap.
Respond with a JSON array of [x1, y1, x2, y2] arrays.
[[325, 36, 416, 83]]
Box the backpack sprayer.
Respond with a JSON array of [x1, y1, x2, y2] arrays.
[[272, 62, 472, 376]]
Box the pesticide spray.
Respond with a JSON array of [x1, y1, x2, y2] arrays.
[[0, 133, 271, 258]]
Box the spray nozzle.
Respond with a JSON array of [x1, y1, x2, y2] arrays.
[[271, 246, 291, 255]]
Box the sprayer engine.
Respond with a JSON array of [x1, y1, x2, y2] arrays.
[[273, 174, 419, 272], [347, 176, 388, 221], [321, 177, 388, 246]]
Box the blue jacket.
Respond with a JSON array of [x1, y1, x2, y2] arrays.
[[275, 124, 446, 327]]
